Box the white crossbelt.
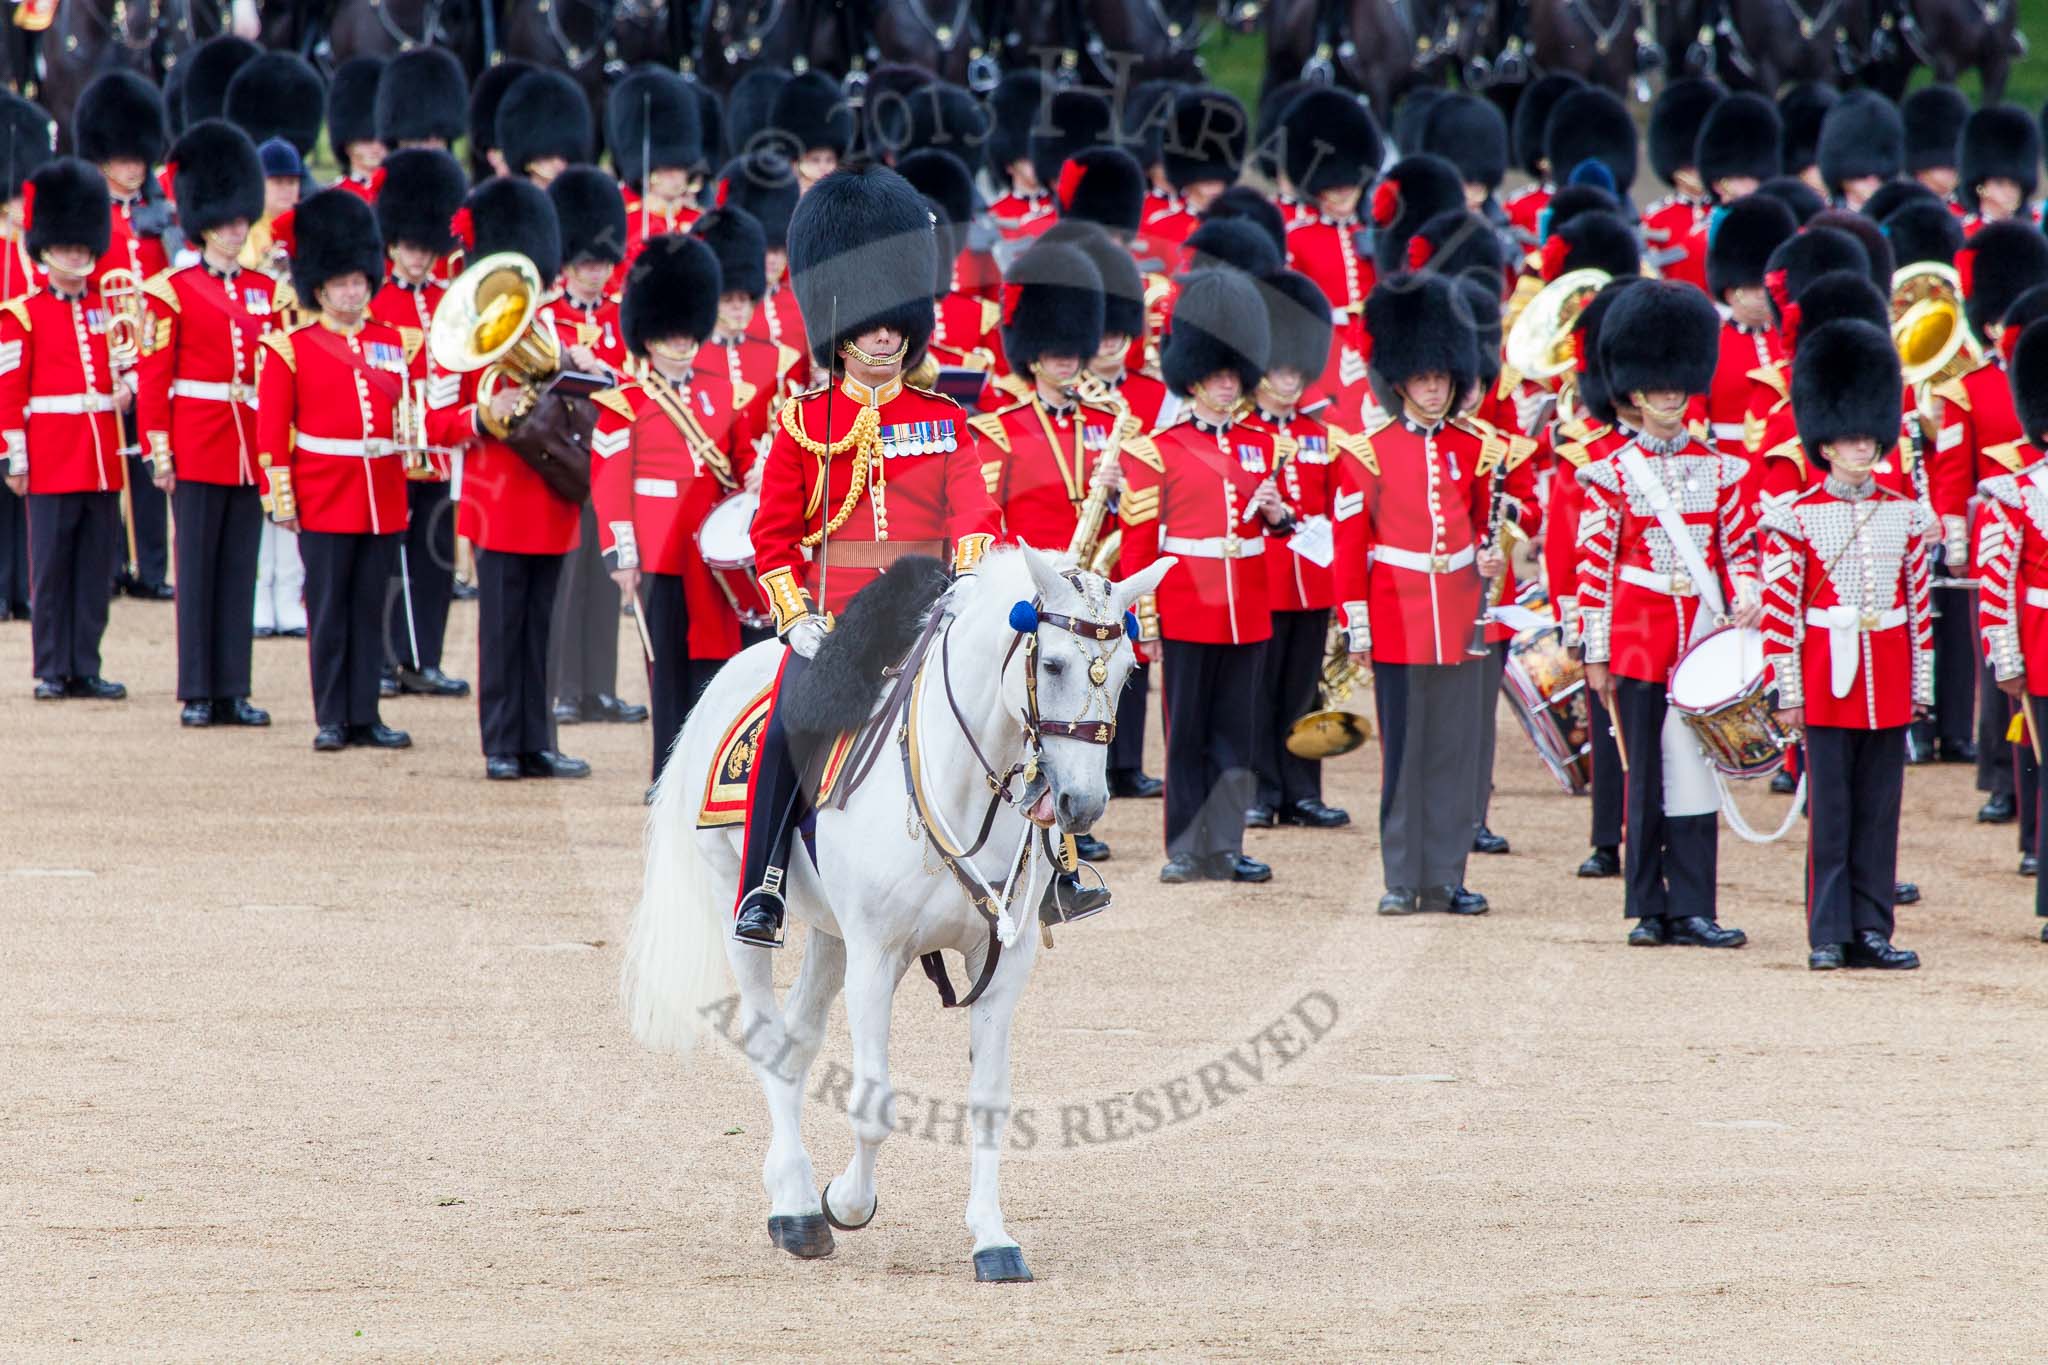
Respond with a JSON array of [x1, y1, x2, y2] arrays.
[[1804, 604, 1907, 698], [171, 378, 256, 405], [296, 433, 397, 457], [1369, 543, 1475, 574], [1620, 564, 1701, 596], [1160, 533, 1265, 559], [1709, 421, 1745, 442], [633, 477, 679, 498], [28, 392, 114, 414]]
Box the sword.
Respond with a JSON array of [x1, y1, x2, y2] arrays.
[[397, 541, 421, 670], [627, 584, 655, 663]]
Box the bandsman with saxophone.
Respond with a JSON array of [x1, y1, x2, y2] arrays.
[[1, 159, 128, 700], [134, 120, 279, 729]]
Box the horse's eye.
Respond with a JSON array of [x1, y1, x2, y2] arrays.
[[1042, 656, 1066, 677]]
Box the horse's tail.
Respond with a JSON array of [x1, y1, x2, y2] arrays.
[[621, 739, 732, 1055]]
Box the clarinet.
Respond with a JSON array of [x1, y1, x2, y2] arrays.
[[1466, 477, 1508, 658]]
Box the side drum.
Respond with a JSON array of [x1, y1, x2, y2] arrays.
[[697, 492, 774, 629], [1668, 628, 1789, 778], [1503, 623, 1592, 794]]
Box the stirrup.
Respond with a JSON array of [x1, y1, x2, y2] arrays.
[[1039, 864, 1112, 927], [732, 886, 788, 949]]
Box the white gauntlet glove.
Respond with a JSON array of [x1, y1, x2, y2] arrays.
[[785, 615, 828, 659]]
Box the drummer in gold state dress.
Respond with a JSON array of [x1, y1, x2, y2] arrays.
[[1759, 319, 1930, 971], [1575, 281, 1757, 950]]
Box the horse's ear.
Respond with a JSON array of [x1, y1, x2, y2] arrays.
[[1018, 542, 1067, 604], [1110, 556, 1177, 617]]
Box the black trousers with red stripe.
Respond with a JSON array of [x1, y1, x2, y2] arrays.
[[1160, 638, 1261, 862], [1614, 675, 1719, 922], [1804, 724, 1904, 949], [171, 480, 261, 702], [1372, 658, 1484, 893], [640, 571, 727, 783]]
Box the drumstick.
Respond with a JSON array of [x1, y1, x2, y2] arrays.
[[2025, 694, 2044, 766], [1601, 687, 1629, 775], [629, 593, 655, 665]]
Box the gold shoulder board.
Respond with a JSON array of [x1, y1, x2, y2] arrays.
[[978, 297, 1002, 336], [1121, 431, 1165, 473], [592, 387, 635, 421], [1764, 437, 1805, 478], [0, 296, 30, 331], [1986, 439, 2030, 474], [142, 270, 180, 313], [262, 331, 295, 372], [1932, 377, 1971, 413], [398, 326, 424, 364], [775, 342, 802, 379], [1505, 433, 1539, 472], [966, 410, 1011, 452], [1344, 430, 1380, 477]]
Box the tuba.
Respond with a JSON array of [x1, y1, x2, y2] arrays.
[[98, 267, 147, 371], [1286, 621, 1376, 759], [1891, 262, 1980, 424], [428, 251, 562, 438], [1504, 267, 1610, 383]]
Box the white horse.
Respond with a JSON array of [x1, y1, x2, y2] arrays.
[[622, 544, 1174, 1281]]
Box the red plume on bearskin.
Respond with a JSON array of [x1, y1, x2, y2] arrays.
[[1371, 178, 1400, 227], [1541, 232, 1570, 283], [17, 178, 32, 234], [1001, 279, 1023, 328], [1407, 235, 1434, 272], [449, 205, 474, 251], [1957, 242, 1977, 301], [1057, 158, 1086, 214], [268, 205, 295, 257], [715, 175, 731, 207]]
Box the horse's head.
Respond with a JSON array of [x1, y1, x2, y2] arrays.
[[1006, 544, 1175, 836]]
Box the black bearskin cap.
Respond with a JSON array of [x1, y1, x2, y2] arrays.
[[1790, 270, 1889, 339], [1807, 208, 1894, 291], [1000, 238, 1104, 372], [1649, 77, 1724, 185], [1121, 79, 1179, 171], [1818, 90, 1904, 193], [984, 67, 1046, 179], [898, 148, 975, 233], [466, 59, 535, 179], [497, 68, 593, 173], [1546, 86, 1637, 196], [1254, 78, 1311, 182], [858, 63, 930, 158], [0, 93, 54, 202], [376, 147, 466, 253], [1053, 145, 1145, 237], [1458, 276, 1503, 385], [786, 165, 937, 370], [465, 175, 563, 281], [1901, 84, 1969, 172], [1407, 209, 1506, 292], [1600, 279, 1719, 398], [1202, 185, 1286, 261], [1370, 153, 1466, 276], [549, 165, 628, 265], [1756, 175, 1826, 224], [621, 232, 721, 357], [1960, 219, 2048, 342], [1163, 267, 1268, 393], [1042, 219, 1145, 340], [1263, 268, 1333, 378], [769, 70, 853, 157], [1162, 87, 1246, 190], [1029, 87, 1113, 190], [1513, 72, 1583, 178], [1695, 92, 1781, 187], [375, 46, 466, 146], [2013, 317, 2048, 441], [24, 157, 109, 257], [1543, 209, 1639, 280], [326, 57, 384, 153], [1960, 105, 2041, 212], [1706, 193, 1797, 297], [691, 206, 767, 300], [693, 79, 726, 169], [901, 82, 988, 163], [179, 34, 256, 129], [1764, 226, 1869, 325], [1883, 198, 1964, 269], [74, 70, 165, 167], [2007, 284, 2048, 344], [715, 149, 800, 249], [1422, 92, 1508, 191], [1280, 86, 1383, 196], [725, 67, 787, 159], [287, 187, 383, 303], [1392, 87, 1447, 158], [225, 52, 324, 156], [169, 120, 262, 237], [1364, 272, 1477, 398], [1861, 177, 1940, 223], [1793, 319, 1901, 457], [608, 68, 700, 186], [1573, 276, 1643, 425], [1182, 217, 1282, 276], [1541, 181, 1621, 237], [1778, 81, 1838, 173]]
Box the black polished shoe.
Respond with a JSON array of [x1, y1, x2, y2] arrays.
[[397, 665, 471, 698], [591, 692, 649, 723], [33, 678, 65, 700], [485, 754, 522, 780], [1243, 804, 1278, 829], [1446, 886, 1490, 915], [520, 749, 590, 778], [1159, 854, 1206, 884], [2024, 855, 2040, 878], [313, 724, 349, 752], [1770, 769, 1797, 795], [1845, 930, 1920, 969], [732, 890, 785, 947], [1578, 846, 1621, 878], [1213, 853, 1272, 882], [1979, 793, 2018, 824], [66, 676, 126, 700], [351, 722, 412, 749], [1074, 832, 1111, 862], [1471, 824, 1510, 854], [1627, 917, 1667, 946], [278, 625, 307, 638], [1666, 916, 1747, 948], [1377, 887, 1422, 915], [552, 698, 584, 725], [451, 577, 478, 601], [1041, 869, 1112, 923], [1109, 771, 1164, 799], [1893, 880, 1920, 905], [253, 625, 276, 639], [180, 700, 213, 727], [131, 579, 175, 601], [1282, 798, 1351, 828], [215, 697, 270, 727], [1938, 738, 1977, 763], [378, 672, 399, 699], [1904, 728, 1933, 765], [1808, 943, 1846, 971]]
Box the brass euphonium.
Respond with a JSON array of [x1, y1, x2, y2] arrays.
[[428, 251, 561, 437], [1066, 371, 1135, 575], [1285, 621, 1376, 759], [98, 266, 146, 371], [1504, 266, 1610, 383], [1891, 262, 1980, 423]]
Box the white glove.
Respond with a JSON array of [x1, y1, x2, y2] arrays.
[[786, 616, 828, 659]]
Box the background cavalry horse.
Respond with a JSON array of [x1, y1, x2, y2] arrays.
[[623, 546, 1172, 1280], [1861, 0, 2022, 99], [38, 0, 231, 143], [1707, 0, 1877, 95], [1262, 0, 1487, 123]]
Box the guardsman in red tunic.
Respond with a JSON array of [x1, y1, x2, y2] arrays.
[[255, 189, 417, 751], [1760, 319, 1931, 970], [1135, 89, 1245, 268], [493, 66, 593, 190], [1241, 269, 1351, 832], [1704, 196, 1796, 462], [326, 56, 387, 204], [1333, 277, 1501, 914], [1502, 73, 1582, 251], [1278, 90, 1385, 408], [690, 207, 802, 445], [1956, 105, 2039, 236], [1575, 282, 1758, 949], [369, 147, 470, 700], [900, 149, 1004, 381], [1901, 85, 1968, 210], [1640, 79, 1722, 293], [1816, 90, 1903, 213], [733, 167, 1003, 947], [0, 93, 50, 625], [136, 122, 279, 728], [607, 69, 705, 296], [1976, 319, 2048, 937], [1697, 91, 1784, 210], [593, 235, 756, 786], [1119, 268, 1288, 885], [715, 152, 810, 395], [2, 160, 127, 699], [984, 69, 1057, 241]]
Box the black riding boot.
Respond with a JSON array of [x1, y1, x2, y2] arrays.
[[733, 653, 812, 948]]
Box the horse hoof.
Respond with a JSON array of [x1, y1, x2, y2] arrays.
[[973, 1246, 1033, 1282], [767, 1213, 836, 1259], [820, 1183, 877, 1231]]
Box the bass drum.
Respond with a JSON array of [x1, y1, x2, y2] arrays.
[[697, 492, 773, 629], [1503, 622, 1592, 794]]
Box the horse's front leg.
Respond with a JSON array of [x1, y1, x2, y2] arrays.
[[823, 943, 907, 1231], [963, 927, 1038, 1281]]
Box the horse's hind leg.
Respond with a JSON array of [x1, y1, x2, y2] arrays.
[[728, 937, 838, 1258], [825, 945, 905, 1233]]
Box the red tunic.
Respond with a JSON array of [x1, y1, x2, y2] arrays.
[[987, 190, 1056, 241], [1283, 215, 1374, 398], [970, 392, 1126, 553], [255, 318, 415, 535], [1111, 369, 1168, 432], [746, 284, 809, 391], [98, 193, 171, 291], [542, 293, 629, 374], [427, 362, 583, 555], [0, 287, 124, 494], [1929, 359, 2027, 573], [1503, 183, 1551, 247], [1546, 408, 1629, 641], [931, 289, 1004, 375], [135, 264, 280, 487], [332, 171, 381, 204], [1709, 320, 1785, 461], [1239, 404, 1341, 612], [692, 331, 800, 444], [612, 187, 702, 294], [368, 276, 453, 481], [1137, 190, 1199, 268], [1465, 395, 1545, 641], [1117, 415, 1281, 646], [1977, 460, 2048, 691], [1641, 193, 1712, 292]]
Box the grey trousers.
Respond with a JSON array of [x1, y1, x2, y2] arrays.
[[1471, 640, 1506, 832], [1373, 659, 1484, 892]]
